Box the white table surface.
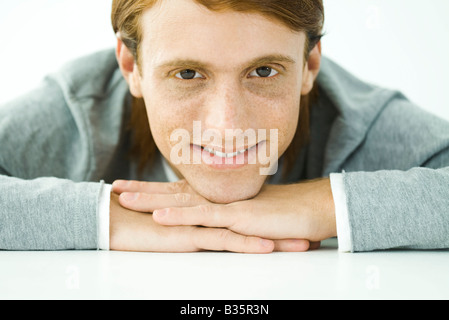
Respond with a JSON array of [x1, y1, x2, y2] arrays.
[[0, 238, 448, 300]]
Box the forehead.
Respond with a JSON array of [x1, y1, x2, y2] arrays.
[[139, 0, 305, 70]]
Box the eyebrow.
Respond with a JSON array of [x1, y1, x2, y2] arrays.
[[156, 54, 297, 72]]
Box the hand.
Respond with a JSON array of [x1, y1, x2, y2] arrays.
[[152, 179, 336, 243], [109, 192, 277, 253], [112, 179, 331, 252]]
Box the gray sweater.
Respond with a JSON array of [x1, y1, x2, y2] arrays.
[[1, 49, 448, 252]]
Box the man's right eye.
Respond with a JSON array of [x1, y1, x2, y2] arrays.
[[175, 69, 203, 80]]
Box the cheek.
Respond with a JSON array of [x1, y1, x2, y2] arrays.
[[274, 85, 301, 148], [248, 87, 301, 152], [268, 102, 300, 156], [142, 87, 201, 158], [143, 78, 203, 120]]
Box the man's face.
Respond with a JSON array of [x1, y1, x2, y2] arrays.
[[133, 0, 313, 203]]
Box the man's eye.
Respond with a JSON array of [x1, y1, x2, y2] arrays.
[[175, 69, 203, 80], [249, 67, 279, 78]]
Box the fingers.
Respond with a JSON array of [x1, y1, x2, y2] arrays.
[[273, 239, 311, 252], [273, 240, 321, 252], [192, 227, 274, 254], [153, 204, 235, 228], [192, 233, 319, 253], [112, 179, 192, 195], [153, 206, 321, 252], [118, 192, 209, 212]]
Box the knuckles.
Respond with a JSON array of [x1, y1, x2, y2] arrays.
[[170, 180, 189, 193], [197, 204, 213, 215], [174, 192, 192, 204]]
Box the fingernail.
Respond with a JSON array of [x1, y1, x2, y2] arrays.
[[154, 209, 167, 218], [121, 192, 138, 202], [113, 180, 130, 189]]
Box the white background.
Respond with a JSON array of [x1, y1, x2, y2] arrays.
[[1, 0, 449, 120]]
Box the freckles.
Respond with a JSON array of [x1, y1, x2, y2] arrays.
[[254, 91, 300, 148], [148, 84, 204, 118], [166, 83, 207, 101], [249, 86, 299, 120], [245, 82, 287, 101], [156, 109, 203, 149]]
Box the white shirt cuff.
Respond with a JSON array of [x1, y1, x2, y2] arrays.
[[329, 173, 353, 252], [97, 182, 112, 251]]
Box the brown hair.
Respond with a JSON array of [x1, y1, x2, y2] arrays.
[[111, 0, 324, 178]]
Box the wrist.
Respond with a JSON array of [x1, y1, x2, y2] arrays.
[[299, 178, 337, 240], [109, 192, 130, 251], [322, 178, 337, 238]]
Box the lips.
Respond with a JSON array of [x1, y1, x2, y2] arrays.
[[190, 142, 263, 169], [201, 146, 252, 158]]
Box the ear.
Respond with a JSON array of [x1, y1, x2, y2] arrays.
[[116, 34, 143, 98], [301, 41, 322, 96]]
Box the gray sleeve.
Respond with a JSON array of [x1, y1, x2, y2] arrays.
[[0, 174, 100, 250], [341, 98, 449, 252], [343, 167, 449, 252], [0, 77, 100, 251]]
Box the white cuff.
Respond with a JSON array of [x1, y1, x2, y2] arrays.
[[329, 173, 353, 253], [97, 182, 112, 251]]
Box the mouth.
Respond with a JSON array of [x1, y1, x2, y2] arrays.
[[201, 145, 254, 158], [191, 142, 264, 170]]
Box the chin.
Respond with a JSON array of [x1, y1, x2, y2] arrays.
[[183, 168, 267, 204], [197, 185, 260, 204]]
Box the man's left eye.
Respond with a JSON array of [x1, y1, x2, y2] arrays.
[[249, 67, 279, 78]]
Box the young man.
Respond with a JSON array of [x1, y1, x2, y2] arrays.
[[0, 0, 448, 253]]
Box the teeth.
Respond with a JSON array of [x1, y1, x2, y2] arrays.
[[203, 147, 248, 158]]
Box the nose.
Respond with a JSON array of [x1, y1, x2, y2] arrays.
[[202, 79, 248, 133]]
